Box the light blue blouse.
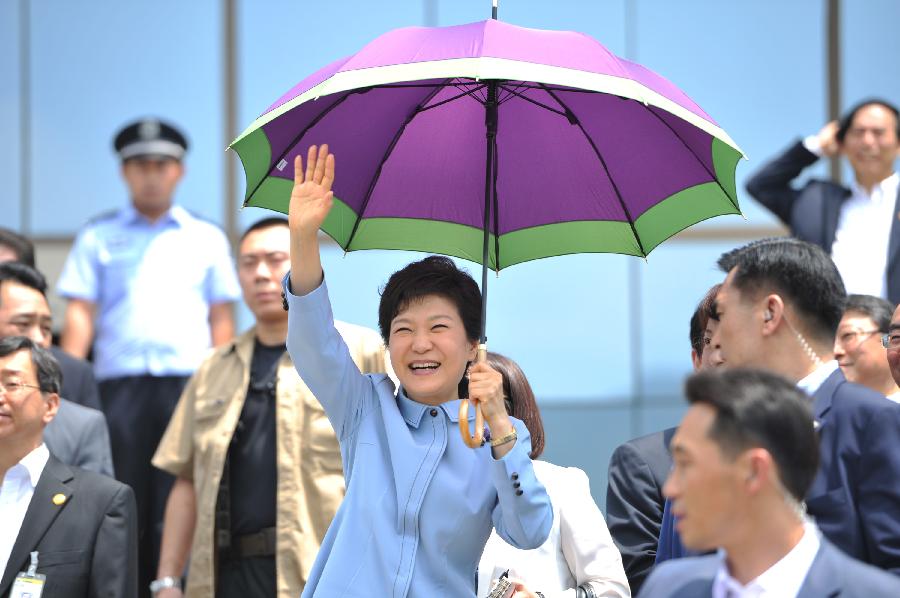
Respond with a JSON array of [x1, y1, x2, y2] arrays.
[[284, 276, 553, 597]]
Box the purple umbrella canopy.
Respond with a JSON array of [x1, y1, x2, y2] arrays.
[[231, 18, 745, 270]]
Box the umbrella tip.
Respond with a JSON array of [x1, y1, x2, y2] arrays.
[[741, 211, 748, 221]]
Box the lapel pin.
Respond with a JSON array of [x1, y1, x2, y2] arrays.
[[52, 493, 67, 506]]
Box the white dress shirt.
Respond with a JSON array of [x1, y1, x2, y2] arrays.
[[796, 360, 839, 397], [803, 135, 898, 299], [712, 520, 821, 598], [0, 443, 49, 578], [477, 460, 631, 597]]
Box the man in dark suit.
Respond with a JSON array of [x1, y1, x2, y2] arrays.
[[0, 262, 113, 475], [711, 237, 900, 573], [0, 336, 137, 597], [641, 369, 900, 597], [745, 99, 900, 303], [606, 284, 722, 593], [0, 233, 101, 411]]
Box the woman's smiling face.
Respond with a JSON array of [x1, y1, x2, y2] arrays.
[[388, 294, 478, 406]]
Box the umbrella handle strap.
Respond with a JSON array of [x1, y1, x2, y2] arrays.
[[459, 344, 487, 448]]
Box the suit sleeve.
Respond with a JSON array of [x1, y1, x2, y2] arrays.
[[857, 400, 900, 573], [89, 484, 138, 598], [559, 468, 630, 597], [606, 443, 663, 595], [74, 411, 115, 478], [744, 140, 820, 226]]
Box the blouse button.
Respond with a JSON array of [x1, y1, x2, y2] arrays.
[[429, 408, 438, 417], [515, 489, 524, 496], [511, 473, 519, 481]]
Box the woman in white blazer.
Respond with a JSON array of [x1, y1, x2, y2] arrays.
[[477, 353, 631, 598]]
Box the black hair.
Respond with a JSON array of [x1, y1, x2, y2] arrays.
[[685, 368, 819, 502], [836, 98, 900, 143], [0, 335, 61, 394], [378, 256, 482, 344], [239, 217, 289, 246], [0, 228, 36, 268], [717, 237, 846, 344], [689, 284, 721, 356], [845, 294, 895, 334], [0, 262, 48, 298]]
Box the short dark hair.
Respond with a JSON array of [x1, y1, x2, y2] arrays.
[[0, 262, 48, 301], [836, 98, 900, 143], [0, 336, 61, 394], [0, 228, 36, 268], [717, 238, 846, 343], [845, 294, 895, 334], [486, 352, 544, 459], [689, 284, 721, 356], [378, 256, 482, 344], [685, 368, 819, 502], [239, 217, 289, 247]]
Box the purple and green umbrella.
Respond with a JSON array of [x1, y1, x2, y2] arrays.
[[231, 16, 744, 445]]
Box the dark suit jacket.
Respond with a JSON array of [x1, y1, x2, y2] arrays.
[[51, 346, 102, 411], [639, 537, 900, 597], [44, 399, 115, 477], [0, 455, 137, 598], [745, 140, 900, 304], [606, 427, 677, 594], [808, 369, 900, 573]]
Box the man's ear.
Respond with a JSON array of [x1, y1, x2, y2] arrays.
[[42, 392, 60, 425], [761, 295, 785, 336], [690, 349, 702, 371], [742, 448, 774, 494]]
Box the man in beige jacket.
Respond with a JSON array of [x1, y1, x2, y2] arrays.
[[150, 217, 387, 598]]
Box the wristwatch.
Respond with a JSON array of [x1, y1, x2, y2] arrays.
[[149, 576, 181, 594]]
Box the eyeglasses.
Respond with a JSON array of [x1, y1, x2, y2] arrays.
[[883, 334, 900, 350], [836, 329, 880, 347], [0, 380, 42, 395]]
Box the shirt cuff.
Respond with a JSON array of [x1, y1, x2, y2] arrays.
[[802, 134, 824, 158]]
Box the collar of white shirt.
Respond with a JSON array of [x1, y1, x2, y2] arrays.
[[713, 520, 821, 598], [848, 172, 899, 204], [796, 360, 839, 396], [3, 444, 50, 490]]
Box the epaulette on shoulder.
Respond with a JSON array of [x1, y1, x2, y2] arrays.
[[86, 209, 119, 226]]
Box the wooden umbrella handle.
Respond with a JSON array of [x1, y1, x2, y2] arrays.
[[459, 344, 487, 448]]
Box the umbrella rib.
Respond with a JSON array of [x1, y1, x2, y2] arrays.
[[418, 84, 487, 113], [342, 82, 447, 251], [639, 105, 740, 211], [243, 93, 350, 206], [497, 84, 568, 116], [491, 131, 501, 271], [537, 84, 648, 257]]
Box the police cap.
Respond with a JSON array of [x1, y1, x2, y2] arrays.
[[113, 118, 188, 161]]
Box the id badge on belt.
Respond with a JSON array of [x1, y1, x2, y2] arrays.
[[10, 552, 45, 598]]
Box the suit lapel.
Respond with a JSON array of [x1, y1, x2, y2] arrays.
[[822, 188, 850, 250], [811, 369, 844, 424], [886, 186, 900, 270], [0, 456, 74, 595]]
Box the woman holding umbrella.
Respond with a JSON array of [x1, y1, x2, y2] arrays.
[[283, 144, 553, 597]]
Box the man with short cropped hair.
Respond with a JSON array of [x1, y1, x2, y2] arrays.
[[641, 368, 900, 596], [151, 218, 387, 598], [711, 237, 900, 573]]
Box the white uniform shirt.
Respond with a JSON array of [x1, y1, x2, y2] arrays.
[[0, 444, 49, 577], [712, 520, 820, 598]]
